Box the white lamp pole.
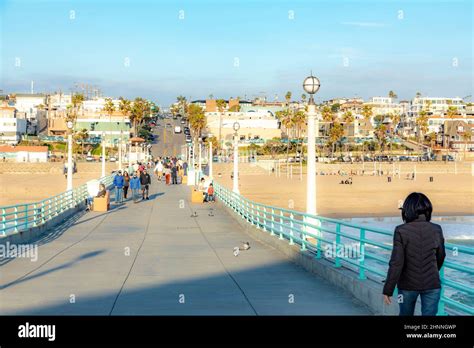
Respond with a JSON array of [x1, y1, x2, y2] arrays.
[[119, 130, 123, 171], [233, 122, 240, 194], [209, 140, 213, 180], [66, 121, 74, 191], [303, 74, 321, 243], [198, 139, 202, 174], [101, 132, 106, 178]]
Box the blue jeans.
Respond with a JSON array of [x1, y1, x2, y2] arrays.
[[132, 189, 139, 202], [115, 187, 123, 203], [398, 288, 441, 316]]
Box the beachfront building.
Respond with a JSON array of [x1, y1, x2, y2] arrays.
[[0, 145, 48, 162], [364, 97, 404, 118], [0, 105, 27, 145], [427, 114, 474, 134], [409, 97, 466, 118], [74, 111, 131, 146], [440, 120, 474, 152], [82, 97, 122, 113], [12, 93, 47, 135]]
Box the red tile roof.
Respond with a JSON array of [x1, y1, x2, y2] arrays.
[[0, 146, 48, 153]]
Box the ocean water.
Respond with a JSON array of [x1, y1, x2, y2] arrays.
[[335, 216, 474, 312]]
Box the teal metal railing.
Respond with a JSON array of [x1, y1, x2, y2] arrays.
[[1, 176, 114, 237], [214, 182, 474, 316]]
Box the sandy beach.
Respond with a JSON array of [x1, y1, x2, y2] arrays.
[[213, 163, 474, 218]]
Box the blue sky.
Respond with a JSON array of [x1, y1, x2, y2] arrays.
[[1, 0, 472, 106]]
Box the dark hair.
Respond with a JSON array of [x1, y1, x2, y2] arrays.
[[401, 192, 433, 223]]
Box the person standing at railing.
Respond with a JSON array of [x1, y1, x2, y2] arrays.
[[383, 192, 446, 316], [113, 171, 125, 204]]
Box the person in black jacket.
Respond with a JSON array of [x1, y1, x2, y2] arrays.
[[140, 169, 151, 200], [383, 192, 446, 316]]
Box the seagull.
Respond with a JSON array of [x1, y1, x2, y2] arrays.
[[241, 242, 250, 250], [233, 247, 240, 257]]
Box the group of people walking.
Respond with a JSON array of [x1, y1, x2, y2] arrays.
[[154, 156, 187, 185], [113, 163, 152, 203]]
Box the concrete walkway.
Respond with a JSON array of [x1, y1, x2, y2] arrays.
[[0, 177, 371, 315]]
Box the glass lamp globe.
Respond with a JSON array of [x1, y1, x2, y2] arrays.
[[303, 75, 320, 95], [233, 122, 240, 132]]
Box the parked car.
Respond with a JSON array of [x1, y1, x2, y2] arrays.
[[109, 156, 117, 162], [442, 155, 455, 162], [86, 155, 94, 162]]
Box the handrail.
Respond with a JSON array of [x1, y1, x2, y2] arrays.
[[0, 175, 114, 237], [213, 181, 474, 316]]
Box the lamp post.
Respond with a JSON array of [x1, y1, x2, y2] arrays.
[[198, 138, 202, 176], [209, 140, 213, 180], [66, 121, 74, 191], [233, 121, 240, 194], [101, 131, 106, 178], [118, 129, 123, 171], [303, 74, 321, 242]]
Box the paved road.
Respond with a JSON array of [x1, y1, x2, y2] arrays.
[[151, 117, 186, 158], [0, 127, 371, 315]]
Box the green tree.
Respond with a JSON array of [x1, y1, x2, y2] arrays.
[[328, 123, 344, 157], [446, 106, 458, 119], [374, 124, 388, 153], [187, 104, 206, 140], [416, 109, 429, 143], [131, 97, 147, 135], [74, 128, 89, 155], [301, 94, 307, 103], [342, 111, 354, 123], [285, 91, 292, 106], [361, 105, 373, 122], [388, 90, 398, 99]]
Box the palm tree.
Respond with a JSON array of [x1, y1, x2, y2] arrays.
[[119, 98, 131, 124], [328, 123, 344, 157], [131, 97, 147, 135], [342, 111, 354, 123], [374, 124, 388, 153], [176, 95, 187, 116], [446, 106, 458, 119], [285, 91, 292, 106], [216, 99, 226, 146], [68, 93, 84, 123], [462, 129, 472, 160], [416, 109, 429, 144], [361, 105, 373, 122], [388, 90, 398, 99], [187, 104, 206, 140], [275, 109, 296, 164], [74, 128, 89, 156], [301, 94, 307, 103], [416, 92, 422, 98]]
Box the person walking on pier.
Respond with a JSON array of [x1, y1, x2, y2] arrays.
[[113, 170, 125, 204], [123, 171, 130, 200], [154, 160, 164, 182], [383, 192, 446, 316], [140, 169, 151, 200], [129, 173, 141, 203], [171, 163, 178, 184]]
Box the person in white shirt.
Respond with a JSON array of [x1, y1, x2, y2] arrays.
[[155, 161, 164, 181]]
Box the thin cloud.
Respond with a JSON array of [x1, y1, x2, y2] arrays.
[[341, 21, 385, 27]]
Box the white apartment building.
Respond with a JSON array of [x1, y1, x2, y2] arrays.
[[205, 109, 280, 143], [365, 97, 404, 116], [409, 97, 466, 117], [427, 115, 474, 134], [49, 93, 72, 110], [83, 98, 121, 113], [0, 106, 27, 145]]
